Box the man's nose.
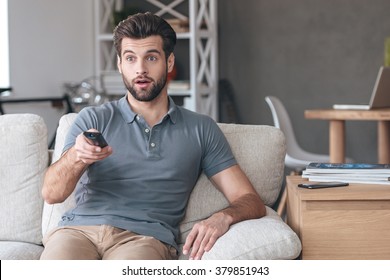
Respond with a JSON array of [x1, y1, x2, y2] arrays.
[[136, 61, 147, 75]]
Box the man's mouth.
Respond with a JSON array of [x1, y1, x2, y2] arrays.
[[134, 78, 152, 89]]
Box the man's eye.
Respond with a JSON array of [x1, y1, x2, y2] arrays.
[[147, 56, 157, 61], [126, 56, 135, 62]]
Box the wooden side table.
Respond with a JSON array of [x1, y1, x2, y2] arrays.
[[304, 108, 390, 163], [286, 175, 390, 259]]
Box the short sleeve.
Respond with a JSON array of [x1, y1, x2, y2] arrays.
[[201, 119, 237, 177], [62, 107, 99, 154]]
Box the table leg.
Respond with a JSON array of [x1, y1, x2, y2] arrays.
[[329, 120, 345, 163], [378, 121, 390, 164]]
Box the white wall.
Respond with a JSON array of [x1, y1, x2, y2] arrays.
[[8, 0, 94, 98], [7, 0, 94, 140], [0, 0, 10, 88]]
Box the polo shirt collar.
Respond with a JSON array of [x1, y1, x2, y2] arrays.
[[119, 94, 178, 124], [167, 96, 178, 124]]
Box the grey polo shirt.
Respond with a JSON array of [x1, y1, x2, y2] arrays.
[[59, 96, 237, 249]]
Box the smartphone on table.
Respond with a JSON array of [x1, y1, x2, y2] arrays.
[[83, 131, 108, 148], [298, 182, 349, 189]]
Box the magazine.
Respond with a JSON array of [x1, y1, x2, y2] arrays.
[[304, 163, 390, 174], [302, 175, 390, 185], [302, 162, 390, 185]]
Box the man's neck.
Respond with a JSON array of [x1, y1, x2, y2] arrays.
[[127, 92, 169, 127]]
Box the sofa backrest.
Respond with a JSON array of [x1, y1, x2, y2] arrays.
[[179, 123, 286, 243], [42, 113, 287, 240], [0, 114, 48, 245], [42, 113, 78, 235]]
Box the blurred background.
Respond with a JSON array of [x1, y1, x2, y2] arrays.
[[2, 0, 390, 164]]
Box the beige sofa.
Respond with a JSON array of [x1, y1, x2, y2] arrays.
[[0, 113, 301, 260]]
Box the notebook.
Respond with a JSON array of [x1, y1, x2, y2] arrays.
[[333, 66, 390, 110]]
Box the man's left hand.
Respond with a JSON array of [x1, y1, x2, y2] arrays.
[[182, 212, 232, 260]]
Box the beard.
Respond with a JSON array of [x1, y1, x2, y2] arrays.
[[122, 71, 168, 102]]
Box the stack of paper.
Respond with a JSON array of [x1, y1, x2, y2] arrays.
[[302, 162, 390, 185]]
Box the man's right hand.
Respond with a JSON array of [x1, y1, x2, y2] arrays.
[[75, 129, 113, 165], [42, 129, 112, 204]]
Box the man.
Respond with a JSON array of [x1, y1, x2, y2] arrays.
[[41, 12, 266, 260]]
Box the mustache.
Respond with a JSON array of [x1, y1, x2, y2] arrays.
[[133, 75, 153, 83]]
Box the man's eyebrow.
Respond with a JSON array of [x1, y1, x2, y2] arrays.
[[146, 49, 161, 55], [122, 49, 162, 55], [122, 50, 135, 55]]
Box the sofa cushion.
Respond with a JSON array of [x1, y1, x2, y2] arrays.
[[201, 207, 301, 260], [0, 114, 48, 245], [178, 207, 301, 260], [0, 241, 43, 260], [42, 113, 78, 236]]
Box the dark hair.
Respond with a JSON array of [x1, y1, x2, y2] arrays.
[[113, 12, 176, 60]]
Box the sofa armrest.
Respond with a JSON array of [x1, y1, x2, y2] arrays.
[[198, 207, 301, 260]]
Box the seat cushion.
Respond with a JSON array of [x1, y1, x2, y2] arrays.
[[201, 207, 301, 260], [0, 114, 48, 246], [0, 241, 43, 260]]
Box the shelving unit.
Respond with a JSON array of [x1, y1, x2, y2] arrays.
[[94, 0, 218, 120]]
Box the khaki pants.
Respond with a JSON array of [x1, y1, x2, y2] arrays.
[[40, 225, 177, 260]]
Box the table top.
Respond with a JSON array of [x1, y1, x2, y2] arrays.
[[287, 175, 390, 201], [304, 108, 390, 121]]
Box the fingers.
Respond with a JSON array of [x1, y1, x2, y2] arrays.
[[183, 224, 205, 260], [183, 222, 222, 260], [76, 145, 112, 164], [183, 213, 231, 260], [204, 232, 218, 253], [74, 132, 112, 164]]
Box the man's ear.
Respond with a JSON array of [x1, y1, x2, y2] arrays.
[[167, 53, 175, 73], [117, 55, 122, 74]]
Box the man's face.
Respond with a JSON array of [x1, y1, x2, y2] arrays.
[[117, 36, 174, 102]]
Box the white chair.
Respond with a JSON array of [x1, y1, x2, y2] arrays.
[[265, 96, 353, 216], [265, 96, 335, 171]]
